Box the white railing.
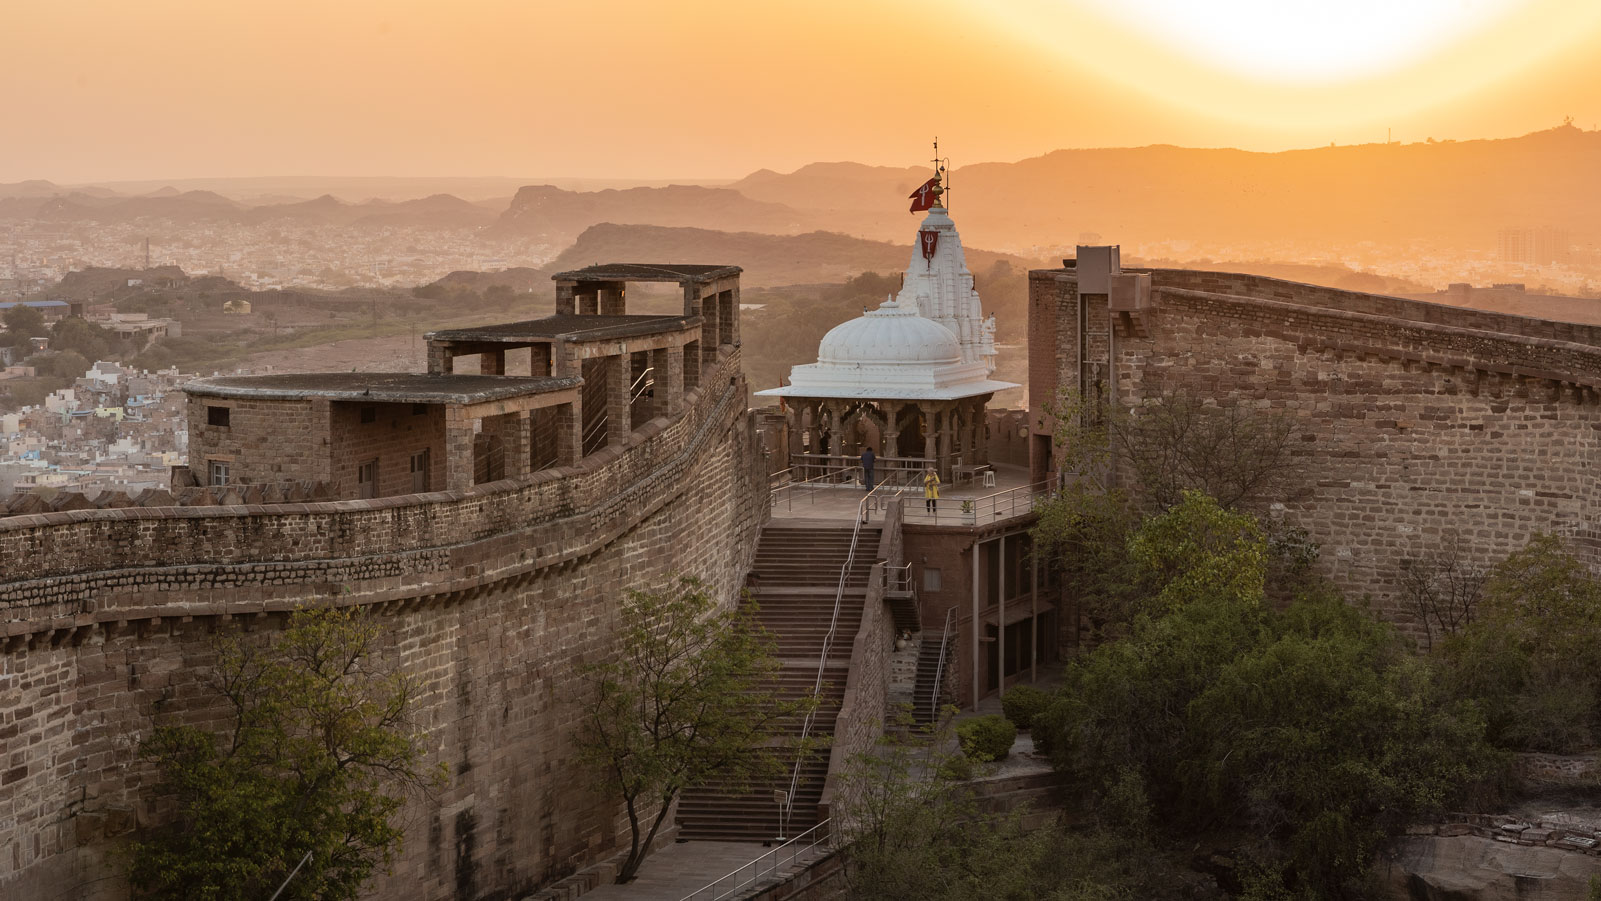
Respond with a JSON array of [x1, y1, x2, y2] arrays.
[[927, 606, 957, 719], [779, 481, 890, 836], [903, 480, 1053, 526], [676, 819, 832, 901]]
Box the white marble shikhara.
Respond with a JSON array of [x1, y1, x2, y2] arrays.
[[758, 202, 1017, 402], [895, 205, 998, 374]]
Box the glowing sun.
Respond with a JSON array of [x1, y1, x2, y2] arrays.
[[1078, 0, 1527, 83]]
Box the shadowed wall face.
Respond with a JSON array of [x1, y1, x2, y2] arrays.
[[1030, 268, 1601, 633]]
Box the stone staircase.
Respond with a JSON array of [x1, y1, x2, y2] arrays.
[[911, 630, 954, 728], [674, 523, 879, 842]]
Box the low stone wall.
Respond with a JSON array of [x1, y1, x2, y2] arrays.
[[1511, 751, 1601, 786], [1, 350, 742, 629]]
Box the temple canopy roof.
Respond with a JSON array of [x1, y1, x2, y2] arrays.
[[756, 299, 1017, 401]]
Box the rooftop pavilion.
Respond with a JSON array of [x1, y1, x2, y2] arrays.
[[183, 262, 741, 500]]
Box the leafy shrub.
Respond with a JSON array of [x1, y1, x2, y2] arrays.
[[1000, 684, 1052, 731], [1438, 534, 1601, 752], [956, 715, 1017, 762]]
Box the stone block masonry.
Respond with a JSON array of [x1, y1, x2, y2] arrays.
[[1028, 267, 1601, 635], [0, 350, 769, 901]]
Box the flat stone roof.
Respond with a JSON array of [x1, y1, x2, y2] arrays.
[[184, 372, 580, 404], [551, 263, 741, 283], [427, 314, 698, 344]]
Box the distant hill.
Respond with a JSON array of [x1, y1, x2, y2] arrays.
[[0, 189, 496, 230], [426, 267, 549, 294], [547, 223, 1042, 288], [486, 185, 816, 245], [729, 125, 1601, 253]]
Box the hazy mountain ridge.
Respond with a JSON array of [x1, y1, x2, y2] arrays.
[[731, 125, 1601, 251], [546, 222, 1042, 288], [485, 184, 818, 245]]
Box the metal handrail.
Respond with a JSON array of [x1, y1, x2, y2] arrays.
[[904, 479, 1054, 526], [768, 464, 865, 511], [676, 819, 832, 901], [887, 562, 914, 594], [779, 481, 890, 836], [927, 606, 957, 719]]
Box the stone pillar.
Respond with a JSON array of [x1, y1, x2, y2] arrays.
[[427, 343, 454, 375], [480, 349, 506, 375], [556, 282, 577, 316], [529, 344, 553, 378], [787, 405, 804, 463], [934, 406, 947, 483], [503, 411, 531, 478], [606, 354, 631, 448], [656, 346, 683, 416], [883, 401, 900, 459], [918, 402, 937, 468], [727, 282, 741, 347], [444, 409, 476, 492], [555, 399, 582, 466], [976, 401, 990, 465], [682, 342, 701, 392], [599, 282, 626, 315], [553, 342, 580, 379], [579, 291, 599, 315]]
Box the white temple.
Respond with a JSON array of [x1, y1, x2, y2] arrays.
[[758, 160, 1018, 481]]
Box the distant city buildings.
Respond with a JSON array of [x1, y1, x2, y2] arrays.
[[1498, 226, 1570, 265], [0, 359, 190, 498]]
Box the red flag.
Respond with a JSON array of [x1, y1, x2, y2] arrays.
[[919, 229, 940, 260], [908, 177, 939, 212]]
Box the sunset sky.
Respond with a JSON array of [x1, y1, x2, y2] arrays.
[[5, 0, 1601, 183]]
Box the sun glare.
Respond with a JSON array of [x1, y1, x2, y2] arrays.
[[1078, 0, 1527, 83]]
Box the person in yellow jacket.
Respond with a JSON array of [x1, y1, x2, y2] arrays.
[[922, 466, 940, 514]]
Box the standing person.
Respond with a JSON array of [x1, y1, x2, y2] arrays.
[[923, 466, 940, 514], [861, 446, 876, 492]]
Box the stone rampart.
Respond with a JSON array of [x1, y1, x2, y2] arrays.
[[0, 349, 768, 901], [1029, 267, 1601, 628]]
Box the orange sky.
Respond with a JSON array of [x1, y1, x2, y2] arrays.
[[4, 0, 1601, 183]]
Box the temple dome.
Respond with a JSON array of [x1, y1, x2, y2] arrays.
[[816, 299, 961, 366]]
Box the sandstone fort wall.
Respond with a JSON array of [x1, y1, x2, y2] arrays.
[[1, 350, 767, 901], [1029, 268, 1601, 628]]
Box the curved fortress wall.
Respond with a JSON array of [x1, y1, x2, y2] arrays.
[[1029, 266, 1601, 628], [0, 349, 766, 900]]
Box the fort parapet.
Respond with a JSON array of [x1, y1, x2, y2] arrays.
[[1030, 259, 1601, 632], [0, 267, 768, 901]]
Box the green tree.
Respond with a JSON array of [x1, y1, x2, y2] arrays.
[[1, 304, 47, 342], [130, 606, 442, 901], [51, 316, 119, 361], [836, 714, 1179, 901], [1438, 534, 1601, 752], [576, 577, 810, 883], [26, 350, 90, 380], [1037, 496, 1498, 899]]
